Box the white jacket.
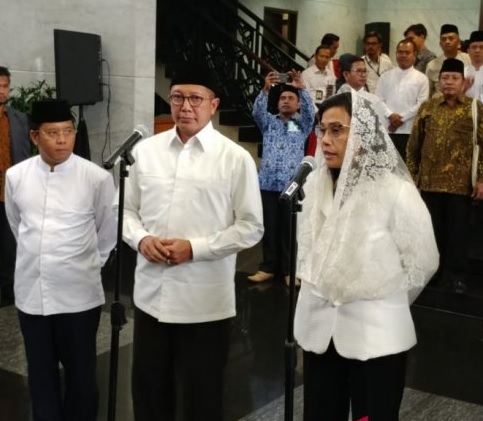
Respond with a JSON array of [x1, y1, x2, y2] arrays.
[[294, 169, 438, 360]]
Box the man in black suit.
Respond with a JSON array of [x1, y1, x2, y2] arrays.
[[0, 66, 30, 303]]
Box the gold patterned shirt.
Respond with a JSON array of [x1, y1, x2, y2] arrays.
[[406, 94, 483, 196]]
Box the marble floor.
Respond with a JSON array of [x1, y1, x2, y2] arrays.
[[1, 238, 483, 420]]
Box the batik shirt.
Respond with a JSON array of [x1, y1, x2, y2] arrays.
[[407, 94, 483, 195], [253, 89, 314, 192]]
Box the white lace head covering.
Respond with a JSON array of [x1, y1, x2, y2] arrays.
[[297, 90, 438, 304]]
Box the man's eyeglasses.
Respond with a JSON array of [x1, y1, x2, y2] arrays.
[[37, 128, 77, 139], [351, 69, 367, 74], [168, 94, 213, 107], [315, 123, 350, 139]]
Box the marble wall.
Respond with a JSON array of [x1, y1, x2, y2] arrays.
[[240, 0, 480, 62], [367, 0, 480, 60], [0, 0, 156, 166], [240, 0, 368, 62]]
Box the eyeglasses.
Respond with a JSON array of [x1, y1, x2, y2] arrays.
[[315, 123, 350, 139], [38, 128, 77, 139], [168, 94, 213, 107], [351, 69, 367, 74]]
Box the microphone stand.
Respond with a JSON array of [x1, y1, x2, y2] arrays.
[[282, 187, 304, 421], [106, 150, 134, 421]]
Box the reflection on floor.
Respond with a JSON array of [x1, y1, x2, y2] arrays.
[[1, 240, 483, 420], [239, 386, 483, 420]]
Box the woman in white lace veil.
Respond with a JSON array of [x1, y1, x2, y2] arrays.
[[294, 90, 438, 421]]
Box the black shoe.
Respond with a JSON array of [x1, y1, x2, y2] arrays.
[[452, 280, 467, 295]]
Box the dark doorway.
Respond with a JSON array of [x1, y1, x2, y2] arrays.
[[263, 7, 298, 57]]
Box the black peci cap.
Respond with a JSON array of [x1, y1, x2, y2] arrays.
[[30, 100, 73, 125], [170, 63, 219, 96]]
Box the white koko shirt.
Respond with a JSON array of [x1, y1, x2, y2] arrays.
[[121, 122, 264, 324], [5, 154, 117, 315], [376, 66, 429, 134], [465, 64, 483, 102]]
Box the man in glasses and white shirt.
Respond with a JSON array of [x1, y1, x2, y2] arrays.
[[337, 53, 389, 123], [362, 31, 393, 94], [5, 100, 117, 421], [121, 63, 263, 421]]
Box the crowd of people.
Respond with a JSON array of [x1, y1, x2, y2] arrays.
[[249, 24, 483, 297], [1, 20, 482, 421]]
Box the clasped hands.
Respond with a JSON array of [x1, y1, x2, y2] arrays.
[[388, 113, 403, 133], [139, 235, 192, 265]]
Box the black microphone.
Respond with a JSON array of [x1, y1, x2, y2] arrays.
[[103, 124, 149, 169], [280, 156, 317, 202]]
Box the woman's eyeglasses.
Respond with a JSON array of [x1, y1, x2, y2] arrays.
[[315, 123, 350, 139]]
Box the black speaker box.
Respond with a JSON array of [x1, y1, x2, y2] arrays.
[[365, 22, 390, 55], [54, 29, 103, 106]]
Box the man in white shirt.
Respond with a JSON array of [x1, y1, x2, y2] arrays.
[[376, 38, 429, 161], [465, 30, 483, 101], [321, 33, 341, 79], [426, 24, 470, 97], [122, 64, 264, 421], [302, 44, 336, 106], [362, 31, 393, 94], [337, 53, 389, 122], [404, 23, 437, 74], [5, 100, 117, 421]]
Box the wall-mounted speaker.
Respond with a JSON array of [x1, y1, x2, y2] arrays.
[[54, 29, 103, 106]]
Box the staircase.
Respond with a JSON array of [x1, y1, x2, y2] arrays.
[[156, 0, 310, 146]]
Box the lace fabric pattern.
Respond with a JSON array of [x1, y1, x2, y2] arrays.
[[298, 90, 439, 304]]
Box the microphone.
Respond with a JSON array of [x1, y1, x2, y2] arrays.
[[103, 124, 150, 169], [279, 156, 317, 202]]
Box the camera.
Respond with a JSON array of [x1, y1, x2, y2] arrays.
[[276, 72, 290, 84]]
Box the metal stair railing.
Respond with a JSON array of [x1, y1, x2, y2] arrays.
[[159, 0, 310, 119]]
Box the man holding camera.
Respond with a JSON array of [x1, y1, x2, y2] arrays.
[[248, 70, 315, 285]]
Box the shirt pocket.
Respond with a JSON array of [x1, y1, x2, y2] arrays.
[[179, 178, 232, 230]]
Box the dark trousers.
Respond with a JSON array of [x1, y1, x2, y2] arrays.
[[0, 202, 16, 286], [303, 341, 407, 421], [132, 307, 232, 421], [18, 306, 101, 421], [388, 133, 410, 162], [421, 191, 471, 284], [259, 190, 291, 276]]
